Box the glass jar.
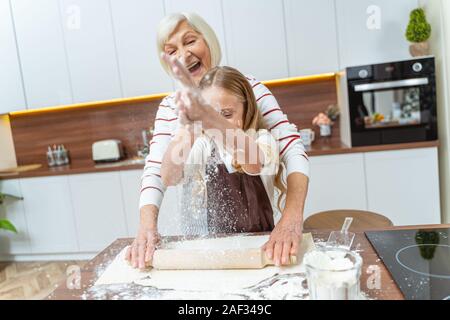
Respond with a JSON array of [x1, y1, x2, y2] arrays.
[[304, 247, 362, 300]]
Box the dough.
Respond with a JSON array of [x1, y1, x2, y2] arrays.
[[95, 233, 314, 293]]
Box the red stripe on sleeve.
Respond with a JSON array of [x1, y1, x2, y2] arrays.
[[147, 160, 162, 164], [278, 134, 300, 141], [152, 133, 172, 138], [141, 173, 162, 181], [263, 108, 282, 117], [256, 93, 273, 102], [252, 82, 262, 88], [279, 137, 300, 156], [270, 120, 289, 130], [140, 186, 163, 194], [155, 117, 178, 122]]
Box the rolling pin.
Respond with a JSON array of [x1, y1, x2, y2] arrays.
[[152, 247, 297, 270], [151, 233, 313, 270]]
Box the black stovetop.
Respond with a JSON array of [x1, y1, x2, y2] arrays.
[[365, 228, 450, 300]]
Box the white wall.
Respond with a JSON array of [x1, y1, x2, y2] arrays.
[[11, 0, 73, 109], [0, 0, 421, 112], [419, 0, 450, 223], [0, 0, 26, 113], [336, 0, 419, 67]]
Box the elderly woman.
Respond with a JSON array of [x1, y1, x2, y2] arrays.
[[126, 12, 310, 269]]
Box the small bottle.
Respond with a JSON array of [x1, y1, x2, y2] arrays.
[[55, 145, 65, 166], [47, 146, 56, 167], [61, 145, 70, 165]]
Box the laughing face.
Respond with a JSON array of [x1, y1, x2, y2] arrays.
[[164, 20, 212, 86]]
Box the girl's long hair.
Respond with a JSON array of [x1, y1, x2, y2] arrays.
[[199, 66, 287, 211]]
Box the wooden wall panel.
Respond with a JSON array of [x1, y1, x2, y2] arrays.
[[10, 102, 158, 166], [270, 79, 340, 144]]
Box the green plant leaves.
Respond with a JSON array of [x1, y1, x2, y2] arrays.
[[406, 8, 431, 43], [0, 219, 18, 233], [0, 190, 22, 234], [0, 192, 24, 205]]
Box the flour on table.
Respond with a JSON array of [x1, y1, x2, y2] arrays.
[[94, 234, 314, 293]]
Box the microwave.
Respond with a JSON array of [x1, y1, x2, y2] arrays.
[[338, 57, 438, 147]]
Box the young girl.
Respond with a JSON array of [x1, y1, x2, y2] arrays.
[[161, 66, 285, 235]]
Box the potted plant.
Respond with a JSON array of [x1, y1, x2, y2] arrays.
[[312, 104, 340, 137], [0, 191, 23, 234], [406, 8, 432, 57]]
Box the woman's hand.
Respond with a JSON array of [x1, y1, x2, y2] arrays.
[[263, 172, 308, 266], [125, 205, 161, 269], [262, 212, 303, 266], [125, 228, 160, 269]]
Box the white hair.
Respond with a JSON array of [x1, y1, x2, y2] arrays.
[[156, 12, 222, 74]]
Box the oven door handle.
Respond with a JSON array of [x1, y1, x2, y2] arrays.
[[354, 78, 429, 92]]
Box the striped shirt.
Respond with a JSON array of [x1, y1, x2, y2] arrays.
[[139, 75, 310, 209]]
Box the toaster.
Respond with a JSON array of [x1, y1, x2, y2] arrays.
[[92, 140, 124, 162]]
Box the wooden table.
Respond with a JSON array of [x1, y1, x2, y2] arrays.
[[47, 224, 449, 300]]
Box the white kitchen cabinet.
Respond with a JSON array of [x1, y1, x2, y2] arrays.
[[0, 0, 26, 114], [120, 169, 183, 237], [336, 0, 419, 68], [59, 0, 122, 103], [0, 179, 30, 255], [119, 170, 142, 237], [69, 172, 128, 252], [19, 176, 78, 253], [222, 0, 289, 81], [304, 153, 368, 218], [110, 0, 173, 97], [365, 147, 441, 226], [11, 0, 72, 109], [283, 0, 339, 76], [164, 0, 229, 66]]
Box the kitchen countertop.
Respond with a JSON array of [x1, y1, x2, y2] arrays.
[[0, 158, 145, 180], [47, 224, 450, 300], [305, 139, 439, 157], [0, 140, 439, 180]]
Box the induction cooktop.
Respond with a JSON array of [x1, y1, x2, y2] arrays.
[[365, 228, 450, 300]]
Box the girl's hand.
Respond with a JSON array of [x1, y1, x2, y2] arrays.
[[161, 53, 196, 89], [262, 213, 303, 266], [174, 91, 192, 127], [175, 89, 209, 122]]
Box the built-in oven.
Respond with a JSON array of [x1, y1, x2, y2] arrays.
[[338, 57, 437, 147]]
